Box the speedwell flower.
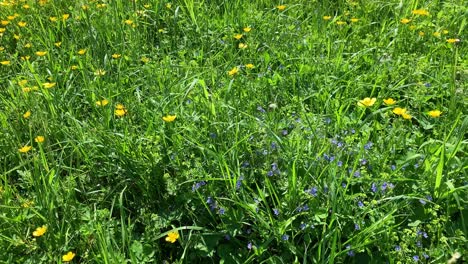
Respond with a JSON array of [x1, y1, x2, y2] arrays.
[[357, 97, 376, 107]]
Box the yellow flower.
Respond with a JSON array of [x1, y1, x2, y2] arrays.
[[412, 9, 429, 16], [18, 80, 28, 87], [400, 18, 411, 24], [433, 32, 441, 37], [277, 5, 286, 11], [124, 20, 133, 25], [383, 98, 396, 106], [165, 231, 179, 243], [428, 110, 442, 118], [19, 145, 32, 153], [442, 30, 449, 34], [166, 3, 172, 9], [112, 53, 121, 59], [115, 104, 127, 117], [402, 113, 412, 120], [409, 25, 416, 31], [35, 51, 47, 56], [62, 252, 75, 262], [32, 225, 47, 237], [18, 21, 27, 27], [238, 43, 247, 49], [392, 107, 406, 115], [77, 49, 87, 55], [245, 63, 254, 69], [234, 34, 243, 40], [418, 31, 425, 36], [323, 15, 332, 20], [49, 17, 58, 22], [71, 65, 79, 70], [446, 38, 460, 44], [350, 18, 359, 23], [54, 42, 62, 47], [243, 27, 251, 32], [35, 136, 45, 143], [23, 110, 31, 118], [97, 3, 107, 8], [21, 56, 30, 61], [94, 69, 106, 76], [357, 97, 376, 107], [336, 21, 346, 25], [1, 60, 11, 65], [7, 15, 16, 20], [0, 28, 5, 33], [162, 115, 176, 122], [228, 66, 239, 76], [82, 5, 89, 10], [43, 82, 56, 89], [1, 20, 9, 26], [62, 14, 70, 20], [23, 4, 30, 9], [96, 99, 109, 106], [141, 57, 150, 63]]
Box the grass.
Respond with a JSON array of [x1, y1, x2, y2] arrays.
[[0, 0, 467, 263]]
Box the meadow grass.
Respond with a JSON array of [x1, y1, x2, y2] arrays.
[[0, 0, 467, 263]]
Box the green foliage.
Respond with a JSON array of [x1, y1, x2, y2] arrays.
[[0, 0, 467, 263]]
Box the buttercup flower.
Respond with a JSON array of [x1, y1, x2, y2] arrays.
[[418, 31, 425, 36], [433, 32, 441, 37], [54, 42, 62, 47], [114, 104, 127, 117], [96, 99, 109, 106], [62, 251, 75, 262], [43, 82, 56, 89], [357, 97, 376, 107], [243, 27, 251, 32], [19, 145, 32, 153], [446, 38, 460, 43], [94, 69, 106, 76], [383, 98, 396, 105], [124, 20, 133, 25], [228, 66, 239, 76], [392, 107, 406, 115], [277, 5, 286, 11], [18, 21, 27, 27], [77, 49, 87, 55], [49, 17, 58, 22], [402, 113, 412, 120], [234, 34, 243, 40], [141, 57, 150, 63], [400, 18, 411, 24], [62, 14, 70, 20], [238, 43, 247, 49], [165, 231, 179, 243], [112, 53, 121, 59], [32, 225, 47, 237], [350, 18, 359, 23], [412, 9, 429, 16], [166, 3, 172, 9], [336, 21, 346, 25], [428, 110, 442, 118], [245, 64, 254, 69], [23, 110, 31, 119], [1, 61, 11, 65], [323, 15, 332, 20], [35, 136, 45, 143], [162, 115, 176, 122], [35, 51, 47, 56]]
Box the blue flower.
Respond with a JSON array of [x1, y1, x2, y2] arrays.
[[354, 223, 360, 230], [413, 255, 419, 262], [247, 242, 253, 250], [300, 223, 307, 230], [371, 183, 377, 193], [337, 161, 343, 167], [423, 253, 429, 259], [353, 170, 361, 177], [346, 245, 355, 256], [257, 106, 266, 113], [364, 141, 373, 150], [358, 201, 364, 208], [273, 208, 279, 216], [391, 164, 396, 171], [395, 245, 401, 251], [306, 187, 318, 197], [282, 234, 289, 241], [218, 208, 225, 215]]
